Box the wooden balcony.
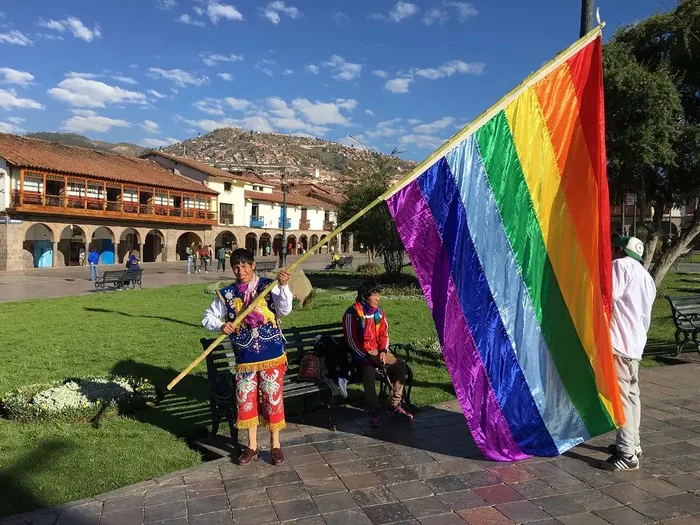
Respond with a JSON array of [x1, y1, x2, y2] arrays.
[[299, 219, 310, 230], [323, 221, 334, 231], [10, 191, 217, 225]]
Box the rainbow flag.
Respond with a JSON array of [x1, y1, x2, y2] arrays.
[[386, 30, 624, 461]]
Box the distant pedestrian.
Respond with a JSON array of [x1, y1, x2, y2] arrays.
[[186, 245, 194, 274], [199, 245, 210, 273], [217, 245, 227, 272], [88, 248, 99, 281], [79, 247, 86, 266]]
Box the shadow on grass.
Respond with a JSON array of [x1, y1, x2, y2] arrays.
[[83, 307, 201, 328]]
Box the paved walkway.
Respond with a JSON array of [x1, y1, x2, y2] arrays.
[[5, 362, 700, 525], [0, 254, 353, 303]]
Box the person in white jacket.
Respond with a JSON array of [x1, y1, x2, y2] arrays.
[[202, 248, 293, 466], [604, 235, 656, 471]]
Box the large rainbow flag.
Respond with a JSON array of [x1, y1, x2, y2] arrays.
[[385, 29, 624, 461]]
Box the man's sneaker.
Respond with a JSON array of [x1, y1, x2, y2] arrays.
[[390, 404, 414, 421], [607, 444, 643, 458], [369, 407, 383, 428], [604, 451, 639, 471]]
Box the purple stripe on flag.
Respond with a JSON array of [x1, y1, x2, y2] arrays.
[[387, 179, 528, 461]]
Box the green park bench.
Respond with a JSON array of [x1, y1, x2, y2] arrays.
[[666, 295, 700, 356]]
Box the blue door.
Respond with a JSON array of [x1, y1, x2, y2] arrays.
[[34, 240, 52, 268], [99, 239, 114, 265]]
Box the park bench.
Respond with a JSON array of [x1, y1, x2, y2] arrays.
[[666, 295, 700, 356], [255, 260, 277, 275], [94, 269, 143, 290], [202, 322, 414, 439], [325, 256, 354, 270]]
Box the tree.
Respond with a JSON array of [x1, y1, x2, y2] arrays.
[[337, 149, 405, 275], [604, 0, 700, 286]]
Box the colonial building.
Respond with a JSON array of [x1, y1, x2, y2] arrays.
[[145, 151, 349, 257], [0, 133, 218, 270]]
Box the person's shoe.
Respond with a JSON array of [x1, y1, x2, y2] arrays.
[[369, 406, 383, 428], [603, 451, 639, 471], [237, 446, 259, 465], [390, 403, 414, 421], [271, 448, 285, 466], [607, 444, 642, 458]]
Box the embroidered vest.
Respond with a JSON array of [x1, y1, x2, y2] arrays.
[[217, 278, 286, 372]]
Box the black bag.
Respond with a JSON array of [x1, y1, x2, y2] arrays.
[[313, 335, 354, 383]]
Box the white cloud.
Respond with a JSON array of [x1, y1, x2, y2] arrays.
[[148, 89, 167, 99], [413, 117, 454, 135], [0, 121, 25, 134], [365, 109, 375, 117], [60, 110, 130, 133], [36, 33, 65, 41], [322, 55, 362, 82], [256, 64, 274, 77], [39, 17, 101, 42], [194, 98, 225, 116], [331, 12, 349, 24], [206, 3, 244, 24], [384, 77, 413, 93], [201, 53, 244, 66], [177, 14, 205, 27], [283, 69, 293, 76], [148, 68, 208, 87], [225, 97, 251, 110], [446, 1, 478, 22], [366, 119, 404, 139], [217, 72, 234, 81], [7, 116, 25, 124], [372, 70, 389, 79], [400, 134, 444, 149], [140, 120, 160, 134], [305, 64, 319, 74], [422, 8, 448, 25], [112, 75, 138, 85], [156, 0, 177, 9], [0, 30, 34, 46], [66, 71, 100, 79], [261, 1, 301, 24], [408, 118, 422, 125], [0, 88, 44, 110], [183, 116, 274, 133], [267, 97, 295, 119], [414, 60, 485, 79], [291, 98, 355, 125], [48, 77, 146, 108], [142, 137, 179, 148], [389, 1, 420, 22], [0, 68, 34, 86]]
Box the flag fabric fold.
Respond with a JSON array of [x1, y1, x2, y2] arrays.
[[386, 34, 623, 461]]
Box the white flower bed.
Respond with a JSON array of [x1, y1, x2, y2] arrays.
[[32, 377, 135, 412]]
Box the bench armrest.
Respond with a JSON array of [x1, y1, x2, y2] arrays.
[[389, 343, 411, 361]]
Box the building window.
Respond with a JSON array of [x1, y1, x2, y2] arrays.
[[324, 210, 330, 222], [224, 182, 232, 192], [220, 203, 233, 223]]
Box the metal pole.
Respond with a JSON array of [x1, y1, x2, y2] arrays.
[[281, 174, 287, 267], [580, 0, 594, 37]]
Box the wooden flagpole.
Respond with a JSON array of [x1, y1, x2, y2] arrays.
[[167, 24, 605, 391]]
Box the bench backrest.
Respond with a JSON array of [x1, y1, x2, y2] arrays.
[[124, 269, 142, 278], [667, 295, 700, 318], [102, 270, 125, 279], [255, 261, 277, 274], [339, 256, 353, 264]]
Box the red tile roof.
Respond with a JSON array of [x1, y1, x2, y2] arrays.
[[0, 133, 217, 195], [148, 151, 271, 186], [244, 190, 335, 209], [291, 183, 345, 206]]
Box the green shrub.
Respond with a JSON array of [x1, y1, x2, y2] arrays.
[[357, 262, 382, 276], [302, 288, 317, 309]]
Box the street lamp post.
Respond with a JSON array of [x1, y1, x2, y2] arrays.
[[280, 173, 289, 267], [580, 0, 594, 37]]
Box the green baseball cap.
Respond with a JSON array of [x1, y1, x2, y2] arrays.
[[614, 236, 644, 262]]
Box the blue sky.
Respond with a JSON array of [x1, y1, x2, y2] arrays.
[[1, 0, 664, 160]]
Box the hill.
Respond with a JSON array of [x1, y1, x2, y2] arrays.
[[161, 128, 416, 182], [25, 132, 146, 157]]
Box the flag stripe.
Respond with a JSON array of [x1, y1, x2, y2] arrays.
[[445, 137, 590, 452], [533, 67, 623, 425], [387, 181, 527, 461], [474, 112, 614, 435], [503, 89, 616, 421], [417, 159, 559, 456]]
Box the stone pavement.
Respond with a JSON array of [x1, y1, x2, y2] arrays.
[[5, 362, 700, 525], [0, 254, 349, 303]]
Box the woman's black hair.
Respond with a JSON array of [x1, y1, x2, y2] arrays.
[[230, 248, 255, 266], [356, 280, 382, 302]]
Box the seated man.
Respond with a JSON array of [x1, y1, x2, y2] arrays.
[[343, 281, 413, 427]]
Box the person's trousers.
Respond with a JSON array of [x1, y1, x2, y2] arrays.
[[361, 352, 406, 410], [615, 354, 641, 457], [217, 258, 226, 272], [235, 364, 286, 431], [187, 256, 194, 273], [89, 263, 99, 281]]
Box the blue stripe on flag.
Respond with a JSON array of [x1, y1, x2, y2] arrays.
[[446, 136, 590, 453], [417, 158, 559, 457]]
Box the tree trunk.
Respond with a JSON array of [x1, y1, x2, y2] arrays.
[[643, 198, 664, 270], [650, 210, 700, 287], [382, 249, 405, 275]]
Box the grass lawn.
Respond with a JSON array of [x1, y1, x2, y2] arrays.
[[0, 272, 442, 517], [0, 269, 692, 517]]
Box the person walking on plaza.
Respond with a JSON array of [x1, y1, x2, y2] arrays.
[[87, 247, 99, 281], [343, 281, 413, 427], [199, 245, 210, 273], [186, 244, 195, 274], [202, 249, 293, 466], [217, 245, 227, 272], [604, 236, 656, 471]]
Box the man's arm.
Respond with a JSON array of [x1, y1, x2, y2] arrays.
[[270, 284, 293, 316], [377, 311, 389, 352], [612, 260, 631, 304], [202, 296, 226, 332], [344, 311, 367, 359]]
